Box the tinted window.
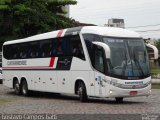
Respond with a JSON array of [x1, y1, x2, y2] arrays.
[[19, 44, 28, 59], [83, 34, 102, 42], [83, 34, 101, 66], [68, 35, 85, 60], [94, 46, 105, 73], [3, 35, 85, 60], [41, 40, 53, 57], [29, 42, 39, 58]]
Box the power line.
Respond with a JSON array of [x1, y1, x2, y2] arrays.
[[72, 5, 159, 15], [72, 11, 160, 20], [127, 24, 160, 28], [136, 29, 160, 32], [140, 32, 160, 35], [72, 0, 160, 12]]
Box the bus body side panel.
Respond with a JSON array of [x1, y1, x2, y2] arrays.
[[56, 57, 92, 95], [44, 71, 58, 93], [3, 70, 15, 88], [72, 71, 90, 94], [57, 71, 73, 94], [26, 70, 57, 93]]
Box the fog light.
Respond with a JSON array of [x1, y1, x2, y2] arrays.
[[109, 90, 113, 94]]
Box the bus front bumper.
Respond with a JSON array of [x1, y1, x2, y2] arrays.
[[107, 84, 151, 98]]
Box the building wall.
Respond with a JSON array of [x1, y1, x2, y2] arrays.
[[62, 5, 70, 18], [105, 18, 125, 28]]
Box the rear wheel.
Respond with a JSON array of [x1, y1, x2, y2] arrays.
[[115, 97, 123, 103], [21, 80, 29, 96], [13, 80, 21, 95], [78, 82, 88, 102]]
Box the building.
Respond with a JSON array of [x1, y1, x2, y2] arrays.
[[62, 5, 70, 18], [105, 18, 125, 28], [145, 38, 159, 67]]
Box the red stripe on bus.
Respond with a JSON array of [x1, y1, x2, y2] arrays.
[[49, 57, 55, 67], [2, 66, 50, 69], [57, 29, 64, 38]]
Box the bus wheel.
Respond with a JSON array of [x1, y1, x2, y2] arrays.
[[21, 80, 29, 96], [115, 97, 123, 103], [13, 80, 21, 95], [78, 82, 88, 102]]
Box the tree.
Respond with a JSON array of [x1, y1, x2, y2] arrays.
[[155, 39, 160, 50], [0, 0, 77, 44]]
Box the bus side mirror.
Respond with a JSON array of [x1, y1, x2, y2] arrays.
[[146, 43, 158, 59], [93, 42, 111, 59]]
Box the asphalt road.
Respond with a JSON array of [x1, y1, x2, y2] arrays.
[[0, 84, 160, 120]]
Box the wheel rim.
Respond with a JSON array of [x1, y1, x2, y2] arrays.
[[22, 82, 28, 95], [15, 83, 19, 94], [22, 84, 27, 95], [78, 87, 83, 96]]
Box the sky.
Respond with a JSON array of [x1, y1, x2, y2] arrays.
[[70, 0, 160, 39]]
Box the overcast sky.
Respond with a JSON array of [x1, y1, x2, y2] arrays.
[[70, 0, 160, 39]]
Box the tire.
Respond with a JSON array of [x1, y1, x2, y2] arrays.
[[78, 82, 88, 102], [13, 80, 21, 95], [21, 80, 29, 96], [115, 97, 123, 103]]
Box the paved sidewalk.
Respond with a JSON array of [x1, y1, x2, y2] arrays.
[[152, 79, 160, 83]]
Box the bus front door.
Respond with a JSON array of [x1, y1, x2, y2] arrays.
[[94, 72, 106, 97], [93, 45, 106, 97]]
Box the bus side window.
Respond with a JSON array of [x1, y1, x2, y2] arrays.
[[29, 42, 39, 58], [69, 35, 85, 60], [83, 34, 102, 42], [83, 34, 102, 64], [4, 45, 12, 59], [19, 44, 27, 59], [93, 45, 105, 73], [41, 40, 52, 57], [13, 46, 18, 59], [50, 40, 56, 57], [56, 41, 63, 56]]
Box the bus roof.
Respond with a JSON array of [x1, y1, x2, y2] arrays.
[[81, 26, 140, 38], [4, 26, 141, 45]]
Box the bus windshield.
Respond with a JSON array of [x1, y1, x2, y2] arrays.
[[103, 37, 150, 79]]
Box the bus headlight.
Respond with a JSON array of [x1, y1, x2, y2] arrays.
[[109, 90, 113, 94]]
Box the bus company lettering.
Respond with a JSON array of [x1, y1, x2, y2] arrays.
[[125, 81, 143, 85], [7, 61, 27, 66]]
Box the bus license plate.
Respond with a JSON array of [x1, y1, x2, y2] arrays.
[[130, 91, 138, 96]]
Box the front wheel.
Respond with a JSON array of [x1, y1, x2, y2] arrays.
[[78, 82, 88, 102], [21, 80, 29, 96], [115, 97, 123, 103]]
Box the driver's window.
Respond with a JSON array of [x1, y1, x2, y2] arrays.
[[94, 46, 105, 73]]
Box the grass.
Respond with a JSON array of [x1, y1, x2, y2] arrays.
[[151, 67, 160, 74], [0, 99, 11, 105]]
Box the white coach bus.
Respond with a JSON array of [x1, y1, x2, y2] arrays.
[[2, 26, 157, 102]]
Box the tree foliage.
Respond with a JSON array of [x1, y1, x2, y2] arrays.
[[155, 39, 160, 50], [0, 0, 77, 44]]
